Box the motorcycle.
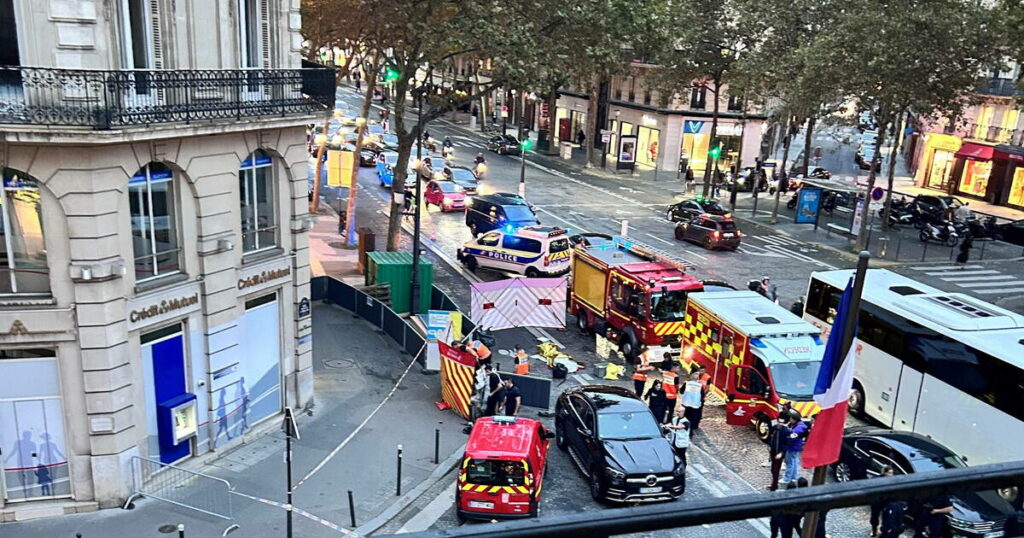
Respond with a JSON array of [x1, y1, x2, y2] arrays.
[[919, 220, 959, 247], [786, 191, 799, 210], [473, 161, 488, 180], [965, 215, 997, 240], [443, 145, 455, 161]]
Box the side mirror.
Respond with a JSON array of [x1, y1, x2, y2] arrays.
[[542, 430, 556, 440], [462, 426, 473, 435], [578, 427, 593, 438]]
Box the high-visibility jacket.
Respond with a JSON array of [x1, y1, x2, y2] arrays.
[[514, 349, 530, 374], [663, 371, 679, 399], [472, 341, 492, 360], [633, 353, 651, 381]]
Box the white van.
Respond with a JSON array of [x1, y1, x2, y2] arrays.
[[457, 226, 571, 277]]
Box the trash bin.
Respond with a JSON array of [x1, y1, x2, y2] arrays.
[[560, 141, 573, 160], [593, 362, 609, 379]]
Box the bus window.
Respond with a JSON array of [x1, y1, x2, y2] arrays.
[[806, 278, 841, 324]]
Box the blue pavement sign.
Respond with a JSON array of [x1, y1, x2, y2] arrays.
[[795, 187, 822, 224]]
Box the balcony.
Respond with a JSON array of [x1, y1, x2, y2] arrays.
[[976, 77, 1024, 98], [0, 66, 335, 130], [959, 123, 1024, 146]]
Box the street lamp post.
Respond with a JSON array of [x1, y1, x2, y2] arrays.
[[519, 137, 527, 199], [410, 82, 426, 316]]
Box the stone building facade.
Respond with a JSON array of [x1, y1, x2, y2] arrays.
[[0, 0, 331, 514]]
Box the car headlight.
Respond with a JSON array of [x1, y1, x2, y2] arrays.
[[605, 466, 625, 484]]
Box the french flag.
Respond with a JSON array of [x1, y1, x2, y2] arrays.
[[802, 279, 857, 469]]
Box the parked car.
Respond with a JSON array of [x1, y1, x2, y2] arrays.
[[911, 194, 965, 226], [556, 385, 685, 503], [486, 135, 522, 155], [444, 166, 479, 194], [667, 197, 728, 222], [674, 215, 741, 250], [994, 218, 1024, 246], [381, 133, 400, 150], [424, 180, 466, 212], [834, 427, 1015, 538]]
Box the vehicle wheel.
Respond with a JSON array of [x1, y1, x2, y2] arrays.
[[755, 415, 772, 442], [703, 237, 713, 250], [946, 235, 959, 247], [619, 332, 639, 361], [667, 211, 674, 222], [848, 383, 866, 418], [675, 228, 685, 240], [525, 267, 540, 278], [456, 508, 466, 524], [588, 468, 606, 503], [465, 257, 478, 273], [576, 312, 591, 333], [555, 422, 568, 451], [918, 231, 929, 242], [832, 461, 853, 483]]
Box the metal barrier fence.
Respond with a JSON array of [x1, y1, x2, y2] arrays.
[[124, 456, 240, 536]]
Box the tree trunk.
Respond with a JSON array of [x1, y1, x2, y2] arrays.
[[770, 115, 794, 222], [310, 116, 331, 214], [802, 115, 816, 175], [702, 75, 721, 196], [474, 64, 487, 133], [545, 87, 559, 156], [881, 108, 906, 230], [343, 58, 380, 246], [584, 73, 601, 168], [854, 112, 890, 251], [385, 67, 416, 251]]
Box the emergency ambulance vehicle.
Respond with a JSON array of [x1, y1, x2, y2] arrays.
[[679, 290, 824, 440], [456, 416, 553, 521], [457, 226, 571, 277]]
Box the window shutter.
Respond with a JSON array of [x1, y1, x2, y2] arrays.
[[149, 0, 163, 69], [259, 0, 271, 69]]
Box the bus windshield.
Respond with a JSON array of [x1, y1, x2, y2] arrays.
[[650, 291, 688, 321], [769, 361, 820, 399]]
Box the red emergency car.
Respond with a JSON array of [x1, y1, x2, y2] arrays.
[[456, 416, 553, 521]]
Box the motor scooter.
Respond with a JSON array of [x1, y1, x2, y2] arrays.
[[919, 220, 959, 247]]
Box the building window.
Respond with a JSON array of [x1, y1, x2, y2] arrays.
[[690, 86, 707, 110], [239, 150, 276, 253], [1, 169, 48, 294], [129, 162, 180, 281], [727, 95, 742, 111]]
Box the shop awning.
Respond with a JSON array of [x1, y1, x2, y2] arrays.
[[995, 145, 1024, 164], [954, 142, 994, 161]]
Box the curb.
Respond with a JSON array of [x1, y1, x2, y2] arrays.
[[356, 442, 466, 536]]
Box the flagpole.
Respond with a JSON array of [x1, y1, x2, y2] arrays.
[[800, 250, 871, 538]]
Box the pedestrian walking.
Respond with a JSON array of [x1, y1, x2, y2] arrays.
[[681, 370, 704, 431], [766, 414, 790, 491], [954, 201, 972, 222], [713, 172, 723, 198], [484, 365, 504, 416], [665, 407, 691, 467], [576, 129, 586, 146], [644, 380, 670, 424], [769, 482, 801, 538], [956, 234, 974, 267], [878, 499, 908, 538], [782, 414, 808, 484], [354, 72, 361, 92], [501, 379, 522, 416], [870, 465, 896, 535], [685, 167, 696, 193]]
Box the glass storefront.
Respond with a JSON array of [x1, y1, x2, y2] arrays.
[[680, 133, 709, 172], [637, 126, 661, 169], [1008, 168, 1024, 207], [927, 150, 955, 189], [958, 160, 992, 198]]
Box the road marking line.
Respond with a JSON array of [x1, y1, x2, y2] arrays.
[[536, 206, 586, 232], [974, 287, 1024, 294], [955, 280, 1024, 288], [939, 275, 1015, 282], [644, 233, 674, 246], [909, 264, 982, 271], [924, 270, 999, 276]]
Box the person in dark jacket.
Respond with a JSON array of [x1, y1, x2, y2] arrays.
[[1004, 509, 1024, 537], [644, 380, 670, 424], [879, 499, 908, 538], [956, 234, 974, 267], [766, 414, 790, 491], [770, 482, 801, 538], [782, 415, 808, 484], [870, 465, 896, 536]]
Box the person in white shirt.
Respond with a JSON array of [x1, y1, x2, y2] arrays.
[[665, 407, 691, 467], [954, 202, 972, 222]]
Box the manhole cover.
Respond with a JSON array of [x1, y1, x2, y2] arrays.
[[158, 524, 179, 534], [324, 359, 349, 369]]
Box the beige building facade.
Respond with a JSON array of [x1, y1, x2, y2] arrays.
[[0, 0, 331, 514]]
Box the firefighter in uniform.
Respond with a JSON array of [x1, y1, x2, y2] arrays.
[[471, 339, 492, 369], [662, 360, 681, 424], [633, 346, 655, 396]]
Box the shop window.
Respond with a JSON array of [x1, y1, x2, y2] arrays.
[[927, 150, 955, 189], [239, 150, 277, 253], [958, 160, 991, 198], [1, 169, 49, 295], [1010, 168, 1024, 207], [129, 162, 180, 281]]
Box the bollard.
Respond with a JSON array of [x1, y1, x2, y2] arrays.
[[921, 240, 928, 262], [178, 524, 185, 538], [980, 239, 987, 260], [348, 490, 356, 528], [396, 444, 403, 496], [620, 219, 629, 237], [894, 236, 902, 261], [434, 429, 440, 465]]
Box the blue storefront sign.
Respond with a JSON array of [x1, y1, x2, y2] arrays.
[[795, 187, 822, 224], [683, 121, 705, 134]]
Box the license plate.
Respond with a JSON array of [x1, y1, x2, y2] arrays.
[[984, 532, 1002, 538], [723, 233, 735, 237], [468, 500, 493, 509], [639, 486, 662, 494]]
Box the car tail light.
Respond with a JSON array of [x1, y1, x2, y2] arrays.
[[713, 231, 721, 239]]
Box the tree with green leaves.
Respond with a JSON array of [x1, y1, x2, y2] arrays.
[[801, 0, 1005, 251]]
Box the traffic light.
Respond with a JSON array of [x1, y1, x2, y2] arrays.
[[520, 138, 532, 151], [709, 139, 722, 160], [383, 67, 399, 83]]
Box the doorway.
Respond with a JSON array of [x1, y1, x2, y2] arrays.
[[140, 324, 191, 464]]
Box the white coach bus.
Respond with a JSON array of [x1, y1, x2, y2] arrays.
[[803, 269, 1024, 466]]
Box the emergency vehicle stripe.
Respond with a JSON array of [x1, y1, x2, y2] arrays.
[[515, 486, 529, 494], [778, 399, 822, 417], [439, 354, 475, 419], [654, 322, 688, 336]]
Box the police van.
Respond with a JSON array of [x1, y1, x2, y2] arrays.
[[457, 226, 571, 277]]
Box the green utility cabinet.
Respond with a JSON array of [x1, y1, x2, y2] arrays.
[[365, 251, 434, 314]]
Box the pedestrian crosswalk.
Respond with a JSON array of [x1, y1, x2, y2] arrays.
[[740, 233, 838, 269], [909, 264, 1024, 295]]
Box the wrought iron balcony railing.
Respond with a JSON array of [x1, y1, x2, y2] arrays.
[[963, 122, 1024, 146], [0, 66, 335, 129], [977, 77, 1024, 98]]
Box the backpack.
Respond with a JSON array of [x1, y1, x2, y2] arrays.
[[553, 363, 569, 379]]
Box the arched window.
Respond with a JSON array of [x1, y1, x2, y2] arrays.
[[239, 150, 276, 253], [1, 169, 48, 294], [129, 162, 180, 280]]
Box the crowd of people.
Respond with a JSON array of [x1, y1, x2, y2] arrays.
[[452, 337, 526, 419]]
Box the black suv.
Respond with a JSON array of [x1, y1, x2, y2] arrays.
[[555, 385, 685, 503], [666, 198, 727, 222], [486, 135, 522, 155]]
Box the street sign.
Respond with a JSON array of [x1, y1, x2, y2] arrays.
[[500, 106, 509, 118], [871, 186, 884, 201], [282, 407, 300, 440], [297, 298, 311, 319], [600, 129, 613, 135], [762, 162, 777, 168], [601, 133, 611, 143]]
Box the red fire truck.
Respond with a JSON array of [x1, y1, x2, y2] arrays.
[[569, 236, 704, 359], [679, 290, 824, 440]]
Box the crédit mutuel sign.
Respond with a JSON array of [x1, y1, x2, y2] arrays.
[[237, 267, 291, 290], [129, 293, 200, 323]]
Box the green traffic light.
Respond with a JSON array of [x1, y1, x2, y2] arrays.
[[384, 68, 399, 82], [521, 139, 532, 150], [709, 144, 721, 160]]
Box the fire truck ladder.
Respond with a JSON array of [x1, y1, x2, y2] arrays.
[[613, 236, 695, 273]]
